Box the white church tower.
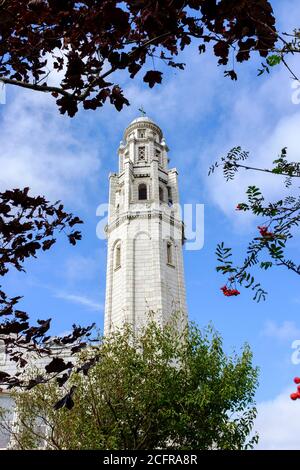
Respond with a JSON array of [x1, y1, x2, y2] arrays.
[[104, 115, 187, 334]]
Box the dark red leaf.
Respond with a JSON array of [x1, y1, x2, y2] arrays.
[[143, 70, 163, 88]]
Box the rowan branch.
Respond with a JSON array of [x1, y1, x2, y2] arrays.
[[281, 56, 300, 82], [233, 162, 300, 178]]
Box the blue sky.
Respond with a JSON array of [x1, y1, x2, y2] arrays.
[[1, 0, 300, 449]]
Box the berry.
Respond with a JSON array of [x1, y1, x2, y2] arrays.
[[258, 226, 267, 234], [258, 226, 274, 238], [220, 286, 240, 297], [290, 393, 298, 401], [294, 377, 300, 384]]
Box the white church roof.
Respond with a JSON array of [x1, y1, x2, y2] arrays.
[[125, 116, 163, 139], [129, 116, 156, 125]]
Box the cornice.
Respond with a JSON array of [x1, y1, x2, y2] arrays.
[[106, 210, 184, 235]]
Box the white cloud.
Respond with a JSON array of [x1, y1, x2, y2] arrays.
[[194, 0, 300, 226], [261, 320, 300, 342], [55, 291, 103, 312], [203, 70, 300, 225], [0, 88, 100, 206], [255, 388, 300, 449], [124, 48, 221, 127]]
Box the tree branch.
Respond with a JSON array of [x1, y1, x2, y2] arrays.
[[276, 258, 300, 275], [233, 162, 300, 178], [281, 56, 300, 82], [0, 77, 72, 98]]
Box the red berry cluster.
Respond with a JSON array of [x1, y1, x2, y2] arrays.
[[258, 226, 274, 238], [290, 377, 300, 400], [220, 286, 240, 297]]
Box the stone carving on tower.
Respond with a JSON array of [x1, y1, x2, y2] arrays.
[[104, 116, 187, 334]]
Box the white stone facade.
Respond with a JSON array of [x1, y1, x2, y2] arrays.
[[104, 117, 187, 334]]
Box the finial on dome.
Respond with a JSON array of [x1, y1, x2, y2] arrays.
[[138, 105, 146, 117]]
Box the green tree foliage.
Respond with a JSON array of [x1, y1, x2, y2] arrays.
[[0, 318, 259, 450]]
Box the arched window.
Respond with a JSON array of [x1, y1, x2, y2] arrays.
[[115, 244, 121, 269], [159, 186, 164, 202], [138, 183, 147, 200]]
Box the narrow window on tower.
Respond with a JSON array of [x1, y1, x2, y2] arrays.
[[167, 242, 173, 266], [138, 146, 146, 161], [156, 149, 161, 166], [0, 340, 5, 365], [115, 244, 121, 269], [138, 183, 147, 200], [119, 154, 124, 173], [138, 129, 145, 138], [159, 186, 164, 203], [167, 186, 173, 206]]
